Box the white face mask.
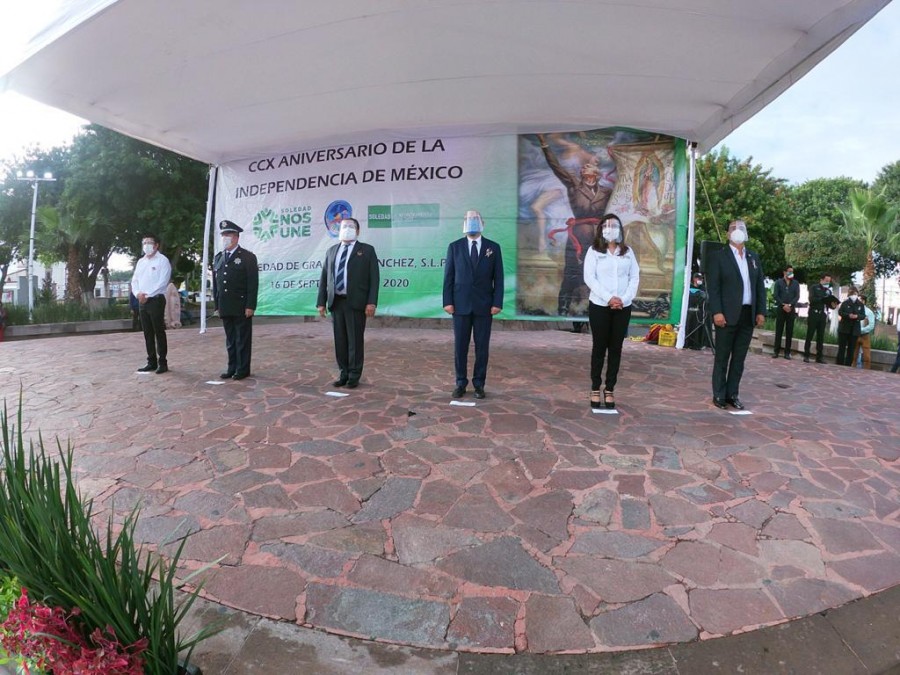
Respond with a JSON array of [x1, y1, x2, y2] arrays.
[[142, 244, 155, 256], [221, 236, 234, 249], [602, 226, 620, 241], [729, 228, 747, 245], [339, 226, 357, 242], [849, 295, 858, 302]]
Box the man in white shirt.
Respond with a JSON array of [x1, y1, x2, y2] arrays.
[[130, 234, 172, 373]]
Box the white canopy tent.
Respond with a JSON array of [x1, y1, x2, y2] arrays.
[[1, 0, 891, 335]]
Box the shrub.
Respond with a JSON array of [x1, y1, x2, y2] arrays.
[[0, 401, 218, 674]]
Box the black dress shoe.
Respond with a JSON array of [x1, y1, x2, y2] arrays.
[[333, 379, 348, 387], [815, 357, 825, 364], [452, 386, 466, 398], [473, 387, 486, 399], [155, 363, 169, 374], [137, 364, 157, 372], [345, 380, 359, 389], [712, 397, 727, 409], [771, 352, 780, 358], [803, 356, 810, 363], [220, 372, 234, 379], [784, 354, 792, 360], [727, 397, 745, 410], [232, 372, 249, 380]]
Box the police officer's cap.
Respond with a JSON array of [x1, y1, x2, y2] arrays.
[[219, 220, 243, 234]]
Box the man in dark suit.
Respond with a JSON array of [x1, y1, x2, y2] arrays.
[[803, 273, 834, 363], [213, 220, 259, 380], [317, 218, 379, 388], [836, 286, 865, 366], [771, 264, 800, 359], [705, 219, 766, 410], [443, 210, 504, 399]]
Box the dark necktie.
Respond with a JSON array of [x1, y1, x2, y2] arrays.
[[335, 244, 349, 293], [470, 240, 478, 268]]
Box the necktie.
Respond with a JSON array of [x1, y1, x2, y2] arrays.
[[335, 244, 349, 293], [470, 240, 478, 268]]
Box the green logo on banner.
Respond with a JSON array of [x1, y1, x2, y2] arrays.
[[368, 205, 392, 228], [252, 206, 313, 240], [368, 203, 440, 228]]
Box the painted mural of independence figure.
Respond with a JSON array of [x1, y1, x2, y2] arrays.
[[537, 133, 615, 317]]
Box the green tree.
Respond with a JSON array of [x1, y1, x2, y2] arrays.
[[873, 159, 900, 208], [694, 147, 794, 277], [839, 188, 899, 306], [783, 230, 863, 287], [37, 205, 100, 304], [0, 148, 67, 293], [790, 177, 867, 232], [62, 125, 209, 276]]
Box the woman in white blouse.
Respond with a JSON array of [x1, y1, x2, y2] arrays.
[[582, 214, 640, 409]]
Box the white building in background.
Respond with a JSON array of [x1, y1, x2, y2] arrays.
[[1, 260, 66, 305], [875, 274, 900, 326]]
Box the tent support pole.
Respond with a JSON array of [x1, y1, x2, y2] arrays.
[[199, 165, 218, 334], [676, 142, 698, 349]]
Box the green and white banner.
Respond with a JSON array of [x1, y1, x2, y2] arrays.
[[215, 129, 687, 322]]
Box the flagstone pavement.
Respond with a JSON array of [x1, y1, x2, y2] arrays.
[[1, 319, 898, 666]]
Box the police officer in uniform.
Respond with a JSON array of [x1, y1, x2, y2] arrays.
[[213, 220, 259, 380], [803, 273, 834, 363]]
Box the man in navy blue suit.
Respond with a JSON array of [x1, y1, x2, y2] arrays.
[[443, 210, 504, 399], [705, 219, 766, 410]]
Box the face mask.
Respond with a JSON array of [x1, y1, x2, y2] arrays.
[[786, 273, 794, 279], [339, 226, 357, 242], [463, 217, 483, 235], [142, 244, 155, 256], [849, 295, 858, 302], [602, 226, 620, 241], [221, 236, 234, 248], [729, 228, 747, 245]]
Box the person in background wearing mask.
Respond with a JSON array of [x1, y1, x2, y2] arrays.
[[803, 273, 834, 363], [582, 214, 639, 409], [317, 218, 379, 389], [836, 286, 864, 366], [852, 294, 876, 369], [772, 264, 800, 359], [131, 234, 172, 374], [443, 210, 504, 399], [705, 219, 766, 410], [213, 220, 259, 380]]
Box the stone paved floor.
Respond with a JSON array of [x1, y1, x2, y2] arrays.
[[1, 320, 898, 655]]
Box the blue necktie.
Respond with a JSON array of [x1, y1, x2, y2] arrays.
[[470, 240, 478, 268], [335, 244, 349, 293]]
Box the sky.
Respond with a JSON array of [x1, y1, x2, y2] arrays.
[[1, 2, 898, 187]]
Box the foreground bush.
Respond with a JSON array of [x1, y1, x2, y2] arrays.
[[0, 402, 217, 674]]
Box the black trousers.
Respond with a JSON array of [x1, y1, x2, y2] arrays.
[[588, 302, 632, 391], [332, 296, 367, 382], [804, 311, 826, 358], [712, 305, 753, 400], [453, 313, 493, 389], [139, 295, 167, 366], [773, 307, 796, 355], [836, 332, 855, 366], [222, 314, 253, 376]]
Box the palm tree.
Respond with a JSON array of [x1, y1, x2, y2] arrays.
[[37, 206, 95, 304], [840, 188, 899, 305]]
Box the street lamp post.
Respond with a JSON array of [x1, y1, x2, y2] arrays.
[[15, 170, 56, 319]]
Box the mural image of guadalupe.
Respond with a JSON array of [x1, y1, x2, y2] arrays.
[[516, 129, 683, 321]]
